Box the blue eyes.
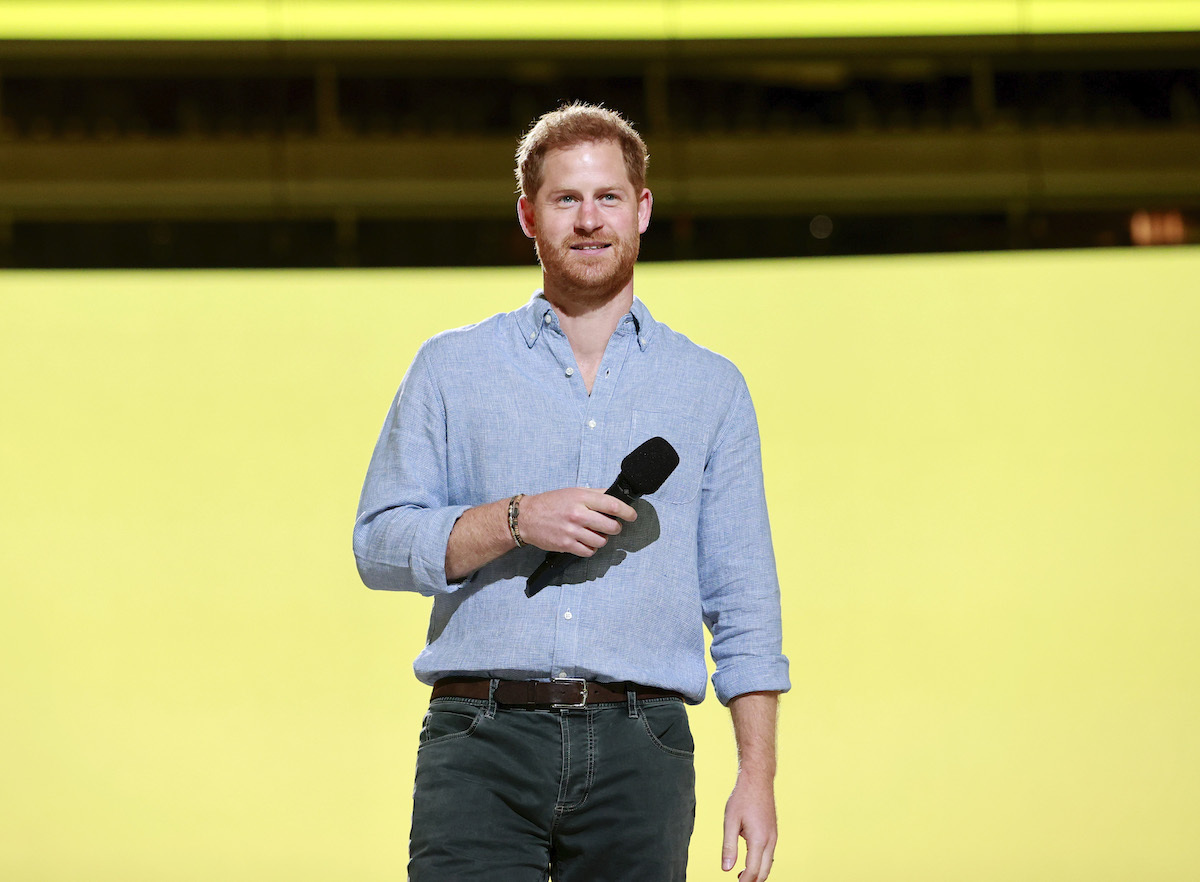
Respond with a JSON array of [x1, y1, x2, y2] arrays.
[[556, 194, 619, 204]]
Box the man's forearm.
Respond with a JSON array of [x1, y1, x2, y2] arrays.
[[445, 498, 516, 582], [722, 691, 780, 882], [729, 691, 779, 780]]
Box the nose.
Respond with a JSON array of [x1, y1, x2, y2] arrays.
[[575, 198, 602, 234]]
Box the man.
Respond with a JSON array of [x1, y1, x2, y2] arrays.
[[354, 103, 789, 881]]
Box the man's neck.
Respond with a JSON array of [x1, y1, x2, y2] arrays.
[[544, 283, 634, 394]]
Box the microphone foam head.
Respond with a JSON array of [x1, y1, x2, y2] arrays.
[[621, 436, 680, 496]]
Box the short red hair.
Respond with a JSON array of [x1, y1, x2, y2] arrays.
[[515, 102, 649, 199]]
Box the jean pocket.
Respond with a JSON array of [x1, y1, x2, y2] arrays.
[[638, 700, 695, 758], [418, 699, 485, 748]]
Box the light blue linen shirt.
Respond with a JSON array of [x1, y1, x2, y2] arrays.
[[354, 291, 789, 705]]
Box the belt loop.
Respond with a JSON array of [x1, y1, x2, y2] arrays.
[[485, 678, 498, 719], [626, 683, 638, 718]]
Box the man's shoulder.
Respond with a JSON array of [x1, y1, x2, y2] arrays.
[[416, 309, 514, 362], [649, 318, 746, 387]]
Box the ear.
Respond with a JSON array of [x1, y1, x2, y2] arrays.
[[637, 188, 653, 234], [517, 195, 537, 239]]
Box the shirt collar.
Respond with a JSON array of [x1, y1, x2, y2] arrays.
[[515, 289, 657, 352]]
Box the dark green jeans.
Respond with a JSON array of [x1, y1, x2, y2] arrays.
[[408, 691, 696, 881]]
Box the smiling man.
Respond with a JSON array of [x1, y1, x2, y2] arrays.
[[354, 103, 789, 882]]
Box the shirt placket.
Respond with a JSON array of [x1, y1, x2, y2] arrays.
[[547, 319, 636, 680]]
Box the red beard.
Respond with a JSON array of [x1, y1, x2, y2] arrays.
[[535, 232, 640, 301]]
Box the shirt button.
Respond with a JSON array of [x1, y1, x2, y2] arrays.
[[563, 611, 573, 620], [528, 332, 536, 342], [543, 313, 552, 324], [638, 337, 646, 346], [587, 419, 596, 429], [565, 367, 574, 377]]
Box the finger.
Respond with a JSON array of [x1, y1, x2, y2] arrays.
[[583, 491, 637, 523], [575, 532, 608, 553], [574, 520, 627, 553], [612, 500, 637, 521], [580, 511, 624, 537], [743, 837, 764, 882], [721, 814, 739, 872], [565, 538, 599, 557], [758, 842, 776, 882]]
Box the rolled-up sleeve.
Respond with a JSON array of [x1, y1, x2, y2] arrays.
[[698, 374, 791, 705], [353, 341, 470, 596]]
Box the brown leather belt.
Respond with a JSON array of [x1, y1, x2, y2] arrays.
[[431, 677, 684, 709]]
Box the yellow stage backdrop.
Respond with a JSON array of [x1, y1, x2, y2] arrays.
[[2, 248, 1199, 881]]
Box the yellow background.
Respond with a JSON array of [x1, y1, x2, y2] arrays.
[[3, 0, 1200, 39], [2, 248, 1199, 880]]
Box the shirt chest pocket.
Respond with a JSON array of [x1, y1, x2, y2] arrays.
[[629, 410, 708, 505]]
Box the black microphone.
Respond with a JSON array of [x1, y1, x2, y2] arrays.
[[525, 436, 679, 597]]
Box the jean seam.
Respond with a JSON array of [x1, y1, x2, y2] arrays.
[[554, 710, 597, 815], [485, 678, 498, 719], [416, 707, 484, 750], [555, 712, 570, 811], [638, 706, 695, 759], [579, 709, 596, 811]]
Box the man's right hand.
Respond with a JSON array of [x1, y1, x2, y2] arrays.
[[518, 487, 637, 557], [444, 487, 636, 582]]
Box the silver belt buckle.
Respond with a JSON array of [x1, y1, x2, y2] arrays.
[[551, 678, 588, 708]]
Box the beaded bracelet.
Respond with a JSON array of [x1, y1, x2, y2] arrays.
[[507, 494, 526, 548]]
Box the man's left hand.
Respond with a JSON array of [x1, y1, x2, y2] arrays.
[[722, 773, 777, 881]]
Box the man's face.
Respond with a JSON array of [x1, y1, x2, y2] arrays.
[[518, 140, 652, 302]]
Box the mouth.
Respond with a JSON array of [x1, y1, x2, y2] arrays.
[[569, 242, 611, 252]]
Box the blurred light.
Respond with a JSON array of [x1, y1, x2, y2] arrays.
[[810, 215, 834, 240], [4, 0, 1199, 41], [1130, 210, 1186, 246]]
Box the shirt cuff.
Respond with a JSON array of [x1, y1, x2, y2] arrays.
[[712, 656, 792, 706], [411, 504, 472, 595]]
